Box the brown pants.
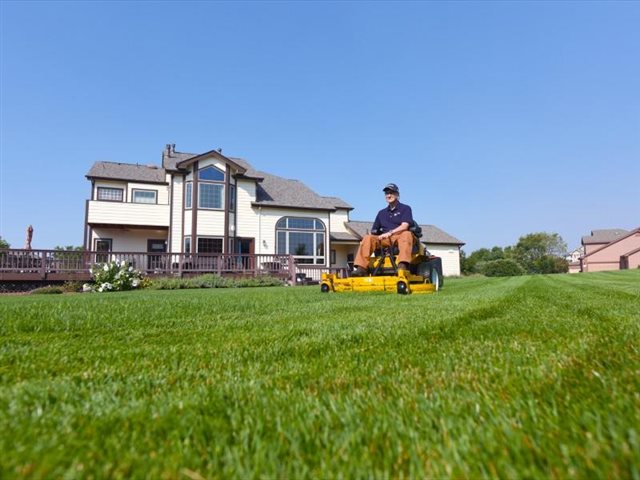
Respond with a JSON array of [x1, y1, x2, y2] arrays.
[[354, 231, 414, 269]]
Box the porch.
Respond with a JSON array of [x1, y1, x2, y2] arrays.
[[0, 249, 348, 288]]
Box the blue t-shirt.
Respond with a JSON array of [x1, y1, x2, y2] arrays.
[[372, 202, 413, 234]]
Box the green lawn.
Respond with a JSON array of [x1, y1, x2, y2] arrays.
[[1, 271, 639, 479]]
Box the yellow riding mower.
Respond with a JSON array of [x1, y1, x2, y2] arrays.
[[320, 223, 443, 294]]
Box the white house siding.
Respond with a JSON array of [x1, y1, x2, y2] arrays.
[[330, 209, 351, 233], [424, 244, 461, 276], [87, 201, 169, 227], [331, 244, 355, 268], [257, 208, 330, 259], [235, 180, 259, 241], [197, 210, 226, 236], [91, 227, 167, 252], [229, 212, 236, 238], [170, 176, 184, 253], [184, 213, 192, 238], [127, 182, 169, 204]]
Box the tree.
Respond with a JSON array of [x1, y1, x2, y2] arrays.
[[461, 246, 507, 274], [512, 232, 568, 274], [53, 245, 85, 262], [0, 237, 10, 249], [481, 258, 525, 277]]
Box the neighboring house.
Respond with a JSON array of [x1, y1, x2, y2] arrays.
[[565, 246, 585, 274], [579, 228, 640, 272], [85, 144, 464, 275]]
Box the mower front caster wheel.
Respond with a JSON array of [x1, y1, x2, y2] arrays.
[[396, 281, 408, 295], [320, 283, 331, 293]]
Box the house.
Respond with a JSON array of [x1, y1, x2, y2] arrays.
[[579, 228, 640, 272], [84, 144, 464, 275], [565, 246, 585, 274]]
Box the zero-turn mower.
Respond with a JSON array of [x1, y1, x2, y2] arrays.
[[320, 222, 443, 294]]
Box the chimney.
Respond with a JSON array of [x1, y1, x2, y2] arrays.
[[165, 144, 172, 157], [171, 144, 176, 154]]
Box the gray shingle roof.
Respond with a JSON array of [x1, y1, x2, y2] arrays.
[[330, 232, 360, 242], [346, 220, 464, 246], [86, 161, 167, 184], [252, 173, 352, 210], [92, 145, 352, 211], [581, 229, 629, 245]]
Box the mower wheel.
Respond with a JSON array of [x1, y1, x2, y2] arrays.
[[320, 283, 331, 293], [430, 268, 441, 291], [396, 281, 409, 295]]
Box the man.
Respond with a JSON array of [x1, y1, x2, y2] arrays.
[[352, 183, 414, 276]]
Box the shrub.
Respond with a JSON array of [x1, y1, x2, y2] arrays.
[[30, 286, 64, 295], [89, 260, 145, 292], [147, 274, 284, 290], [62, 281, 84, 293], [481, 259, 525, 277]]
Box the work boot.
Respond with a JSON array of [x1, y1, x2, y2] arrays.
[[398, 262, 410, 273], [351, 266, 368, 277]]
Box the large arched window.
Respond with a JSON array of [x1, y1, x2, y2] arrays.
[[276, 217, 326, 264]]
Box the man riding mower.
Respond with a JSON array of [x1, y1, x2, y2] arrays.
[[320, 221, 443, 294]]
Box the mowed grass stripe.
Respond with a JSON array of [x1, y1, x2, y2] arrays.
[[1, 272, 639, 478]]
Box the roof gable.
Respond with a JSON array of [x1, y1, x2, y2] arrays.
[[86, 161, 167, 184], [252, 173, 352, 211], [581, 227, 640, 259], [582, 228, 629, 245]]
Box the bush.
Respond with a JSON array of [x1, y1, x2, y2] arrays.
[[147, 274, 284, 290], [30, 286, 64, 295], [480, 259, 525, 277], [62, 281, 84, 293], [89, 260, 145, 292]]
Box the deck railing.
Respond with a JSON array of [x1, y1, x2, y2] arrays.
[[0, 249, 353, 287], [0, 249, 297, 283]]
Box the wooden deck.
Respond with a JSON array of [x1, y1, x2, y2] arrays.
[[0, 249, 349, 287]]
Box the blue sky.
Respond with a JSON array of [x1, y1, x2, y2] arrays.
[[1, 1, 638, 252]]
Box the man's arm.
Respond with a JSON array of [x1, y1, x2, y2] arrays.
[[379, 221, 409, 239]]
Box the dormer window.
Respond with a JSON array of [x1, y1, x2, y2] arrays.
[[198, 166, 225, 182]]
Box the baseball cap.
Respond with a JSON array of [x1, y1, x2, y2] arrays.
[[383, 183, 399, 193]]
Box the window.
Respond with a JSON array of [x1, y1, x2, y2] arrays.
[[198, 166, 225, 182], [229, 184, 236, 212], [184, 236, 191, 253], [132, 189, 157, 204], [199, 183, 224, 209], [198, 237, 223, 253], [185, 183, 192, 209], [97, 187, 123, 202], [276, 217, 326, 264], [94, 238, 112, 263], [195, 165, 225, 209]]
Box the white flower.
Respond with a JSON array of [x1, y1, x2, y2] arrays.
[[82, 283, 93, 292], [129, 266, 134, 272], [103, 264, 109, 271], [132, 279, 140, 288]]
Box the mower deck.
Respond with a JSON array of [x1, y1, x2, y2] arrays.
[[320, 271, 437, 294]]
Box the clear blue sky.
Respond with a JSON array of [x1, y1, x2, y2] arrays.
[[1, 1, 638, 253]]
